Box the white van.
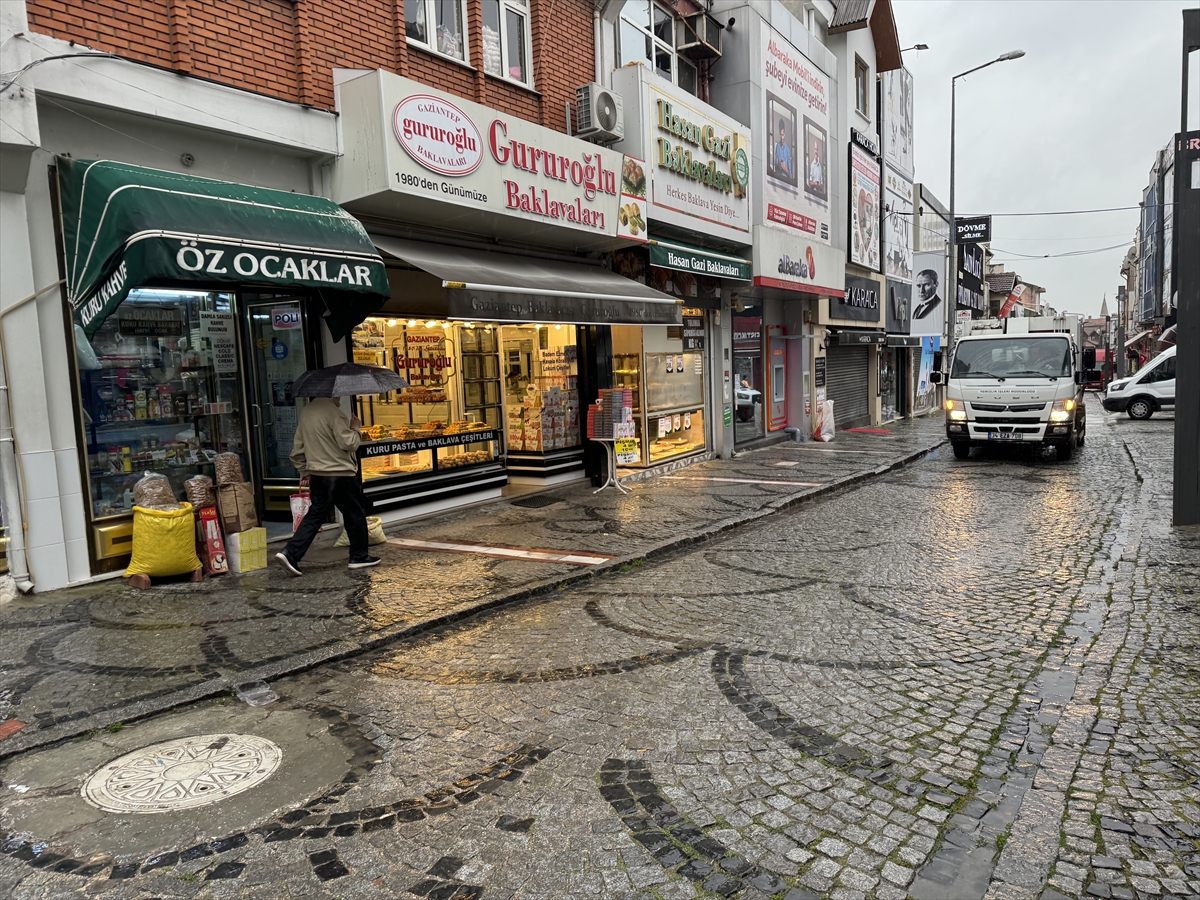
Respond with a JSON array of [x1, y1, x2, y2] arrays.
[[1102, 345, 1176, 419]]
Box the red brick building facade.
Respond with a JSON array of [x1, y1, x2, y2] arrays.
[[27, 0, 597, 132]]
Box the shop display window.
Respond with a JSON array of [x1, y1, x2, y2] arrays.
[[76, 289, 247, 519], [500, 324, 580, 454], [733, 311, 764, 444], [351, 318, 500, 481], [611, 324, 707, 467]]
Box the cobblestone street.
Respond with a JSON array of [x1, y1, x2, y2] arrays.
[[1, 401, 1197, 900]]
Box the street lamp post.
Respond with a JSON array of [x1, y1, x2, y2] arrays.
[[947, 50, 1025, 363]]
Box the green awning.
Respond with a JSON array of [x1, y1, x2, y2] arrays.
[[58, 157, 390, 340]]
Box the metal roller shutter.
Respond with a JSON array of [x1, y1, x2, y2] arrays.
[[826, 346, 871, 429]]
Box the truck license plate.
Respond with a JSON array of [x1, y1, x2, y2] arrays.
[[987, 432, 1023, 441]]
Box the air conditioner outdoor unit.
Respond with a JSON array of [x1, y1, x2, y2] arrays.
[[575, 83, 624, 142], [677, 12, 723, 60]]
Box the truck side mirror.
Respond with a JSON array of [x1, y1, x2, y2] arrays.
[[1082, 347, 1097, 369], [929, 371, 944, 386], [1074, 371, 1085, 385]]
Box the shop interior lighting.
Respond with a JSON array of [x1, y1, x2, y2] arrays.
[[408, 320, 417, 327], [425, 320, 437, 328], [387, 319, 397, 327], [442, 281, 680, 305]]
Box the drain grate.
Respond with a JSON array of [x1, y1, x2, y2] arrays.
[[510, 494, 565, 509]]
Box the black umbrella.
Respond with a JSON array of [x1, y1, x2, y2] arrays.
[[292, 362, 409, 397]]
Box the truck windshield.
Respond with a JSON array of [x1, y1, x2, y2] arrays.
[[951, 337, 1071, 379]]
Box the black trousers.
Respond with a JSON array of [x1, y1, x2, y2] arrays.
[[283, 474, 369, 563]]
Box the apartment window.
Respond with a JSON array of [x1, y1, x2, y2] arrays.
[[855, 56, 870, 118], [618, 1, 698, 95], [406, 0, 468, 61], [483, 0, 532, 85]]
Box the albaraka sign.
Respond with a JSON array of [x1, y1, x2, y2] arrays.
[[334, 71, 624, 239]]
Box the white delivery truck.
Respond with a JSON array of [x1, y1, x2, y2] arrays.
[[931, 316, 1095, 461]]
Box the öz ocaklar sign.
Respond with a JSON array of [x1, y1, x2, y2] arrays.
[[335, 70, 624, 238]]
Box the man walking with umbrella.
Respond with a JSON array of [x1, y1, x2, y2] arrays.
[[275, 362, 404, 574]]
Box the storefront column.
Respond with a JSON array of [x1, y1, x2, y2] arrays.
[[0, 189, 81, 589], [579, 325, 613, 485]]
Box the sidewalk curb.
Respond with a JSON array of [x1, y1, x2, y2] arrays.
[[0, 437, 946, 760]]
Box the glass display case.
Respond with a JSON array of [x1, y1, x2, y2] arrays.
[[76, 290, 248, 520], [351, 318, 500, 484], [610, 325, 708, 467], [501, 324, 580, 454]]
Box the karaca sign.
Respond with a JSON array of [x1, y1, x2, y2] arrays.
[[357, 72, 624, 236]]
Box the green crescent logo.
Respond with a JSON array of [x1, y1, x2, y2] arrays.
[[733, 148, 750, 188]]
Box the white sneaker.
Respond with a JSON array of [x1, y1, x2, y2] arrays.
[[276, 552, 302, 577]]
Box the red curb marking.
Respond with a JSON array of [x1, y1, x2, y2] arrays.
[[0, 720, 29, 741]]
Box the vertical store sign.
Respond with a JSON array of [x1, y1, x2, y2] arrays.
[[956, 244, 984, 314], [761, 21, 831, 242], [882, 68, 914, 180], [199, 310, 238, 373], [849, 143, 880, 271], [883, 170, 913, 282]]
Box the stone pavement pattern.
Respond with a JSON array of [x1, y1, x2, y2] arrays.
[[0, 417, 942, 756], [0, 400, 1197, 900]]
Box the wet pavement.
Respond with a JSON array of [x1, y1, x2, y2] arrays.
[[0, 416, 944, 757], [2, 400, 1197, 900]]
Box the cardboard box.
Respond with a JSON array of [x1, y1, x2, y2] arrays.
[[227, 527, 266, 552], [216, 481, 258, 535], [227, 544, 267, 573], [195, 506, 228, 576]]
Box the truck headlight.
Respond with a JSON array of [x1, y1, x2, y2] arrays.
[[949, 410, 967, 421], [1050, 398, 1076, 423]]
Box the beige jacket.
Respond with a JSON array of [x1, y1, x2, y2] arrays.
[[289, 397, 361, 477]]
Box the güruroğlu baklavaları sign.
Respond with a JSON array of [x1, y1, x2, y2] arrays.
[[334, 70, 625, 239]]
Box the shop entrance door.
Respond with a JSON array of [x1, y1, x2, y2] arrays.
[[243, 296, 317, 521]]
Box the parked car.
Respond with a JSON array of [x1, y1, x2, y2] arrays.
[[1102, 345, 1176, 419]]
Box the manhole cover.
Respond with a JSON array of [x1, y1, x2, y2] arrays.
[[511, 494, 564, 509], [82, 733, 282, 814]]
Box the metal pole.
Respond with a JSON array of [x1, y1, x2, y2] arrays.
[[1116, 288, 1126, 379], [947, 76, 956, 363], [1172, 8, 1199, 526]]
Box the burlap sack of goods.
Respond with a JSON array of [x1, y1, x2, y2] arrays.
[[334, 516, 387, 547], [125, 502, 202, 577], [216, 481, 259, 535], [133, 472, 181, 510], [214, 452, 246, 485], [184, 474, 217, 509]]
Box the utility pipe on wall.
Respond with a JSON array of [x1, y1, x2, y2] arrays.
[[0, 278, 66, 593]]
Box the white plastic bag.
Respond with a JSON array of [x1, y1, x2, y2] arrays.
[[290, 490, 311, 533], [814, 400, 836, 442]]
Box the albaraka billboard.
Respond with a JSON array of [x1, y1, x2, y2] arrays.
[[334, 70, 626, 247]]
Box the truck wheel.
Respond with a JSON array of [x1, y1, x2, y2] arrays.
[[951, 442, 971, 460], [1127, 397, 1154, 420], [1056, 440, 1074, 461]]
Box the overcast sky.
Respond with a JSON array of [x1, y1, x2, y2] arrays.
[[894, 0, 1194, 320]]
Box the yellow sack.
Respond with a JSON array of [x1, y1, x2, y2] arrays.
[[125, 503, 202, 578], [334, 516, 387, 547]]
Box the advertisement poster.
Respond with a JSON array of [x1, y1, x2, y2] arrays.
[[882, 68, 914, 179], [912, 250, 945, 337], [761, 22, 831, 242], [1000, 283, 1033, 318], [849, 144, 880, 270], [618, 156, 649, 243], [916, 336, 940, 411], [956, 243, 985, 313], [886, 279, 911, 334], [884, 172, 913, 281]]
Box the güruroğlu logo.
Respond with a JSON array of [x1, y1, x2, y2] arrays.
[[394, 94, 484, 177]]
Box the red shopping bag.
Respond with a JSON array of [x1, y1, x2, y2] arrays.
[[290, 489, 311, 533]]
